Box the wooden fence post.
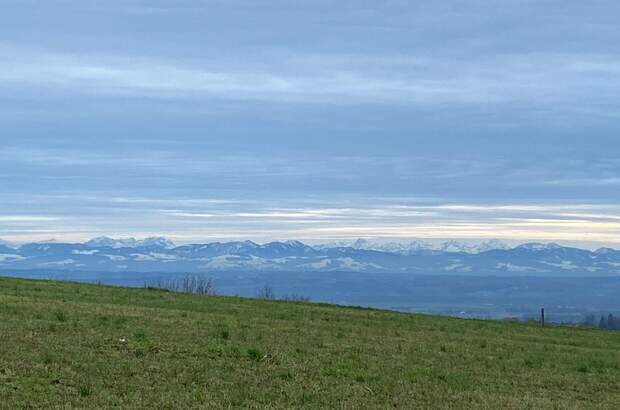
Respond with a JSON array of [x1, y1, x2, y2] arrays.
[[541, 308, 545, 327]]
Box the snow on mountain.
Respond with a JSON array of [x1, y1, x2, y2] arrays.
[[139, 237, 177, 249], [85, 237, 139, 248], [85, 237, 176, 249], [0, 244, 16, 255], [472, 239, 512, 253], [0, 239, 15, 249], [516, 242, 563, 251], [318, 238, 511, 254], [316, 239, 433, 254], [595, 247, 619, 255]]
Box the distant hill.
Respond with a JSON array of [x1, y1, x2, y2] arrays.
[[1, 277, 619, 408], [1, 237, 620, 276]]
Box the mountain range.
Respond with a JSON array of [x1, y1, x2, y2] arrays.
[[1, 237, 620, 276], [316, 238, 511, 255]]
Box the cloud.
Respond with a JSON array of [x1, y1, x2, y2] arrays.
[[2, 43, 620, 114], [7, 198, 620, 245], [541, 178, 620, 187], [0, 215, 60, 222]]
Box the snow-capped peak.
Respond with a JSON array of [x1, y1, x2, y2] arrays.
[[85, 236, 175, 249], [139, 237, 176, 249], [595, 247, 618, 255], [516, 242, 562, 251], [283, 240, 306, 248]]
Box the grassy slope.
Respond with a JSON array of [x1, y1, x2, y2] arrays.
[[0, 278, 619, 409]]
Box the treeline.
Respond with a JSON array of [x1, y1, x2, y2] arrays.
[[583, 313, 620, 330], [144, 275, 216, 295], [144, 276, 310, 302], [255, 284, 310, 302]]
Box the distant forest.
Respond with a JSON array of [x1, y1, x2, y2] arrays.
[[583, 314, 620, 330]]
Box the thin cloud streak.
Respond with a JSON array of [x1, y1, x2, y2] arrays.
[[0, 215, 61, 222], [2, 44, 620, 112], [4, 202, 620, 247]]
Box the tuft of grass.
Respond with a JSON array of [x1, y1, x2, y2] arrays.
[[247, 348, 264, 362], [577, 364, 590, 373], [78, 384, 93, 397], [133, 331, 148, 342], [40, 351, 53, 365], [220, 329, 230, 340], [54, 311, 67, 322], [277, 370, 294, 381]]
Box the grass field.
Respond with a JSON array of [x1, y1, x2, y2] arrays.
[[0, 277, 619, 409]]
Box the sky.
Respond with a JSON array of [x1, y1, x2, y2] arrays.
[[2, 1, 620, 247]]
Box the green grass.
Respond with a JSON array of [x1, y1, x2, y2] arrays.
[[0, 277, 619, 409]]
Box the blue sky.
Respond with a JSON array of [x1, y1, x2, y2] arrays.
[[2, 1, 620, 246]]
